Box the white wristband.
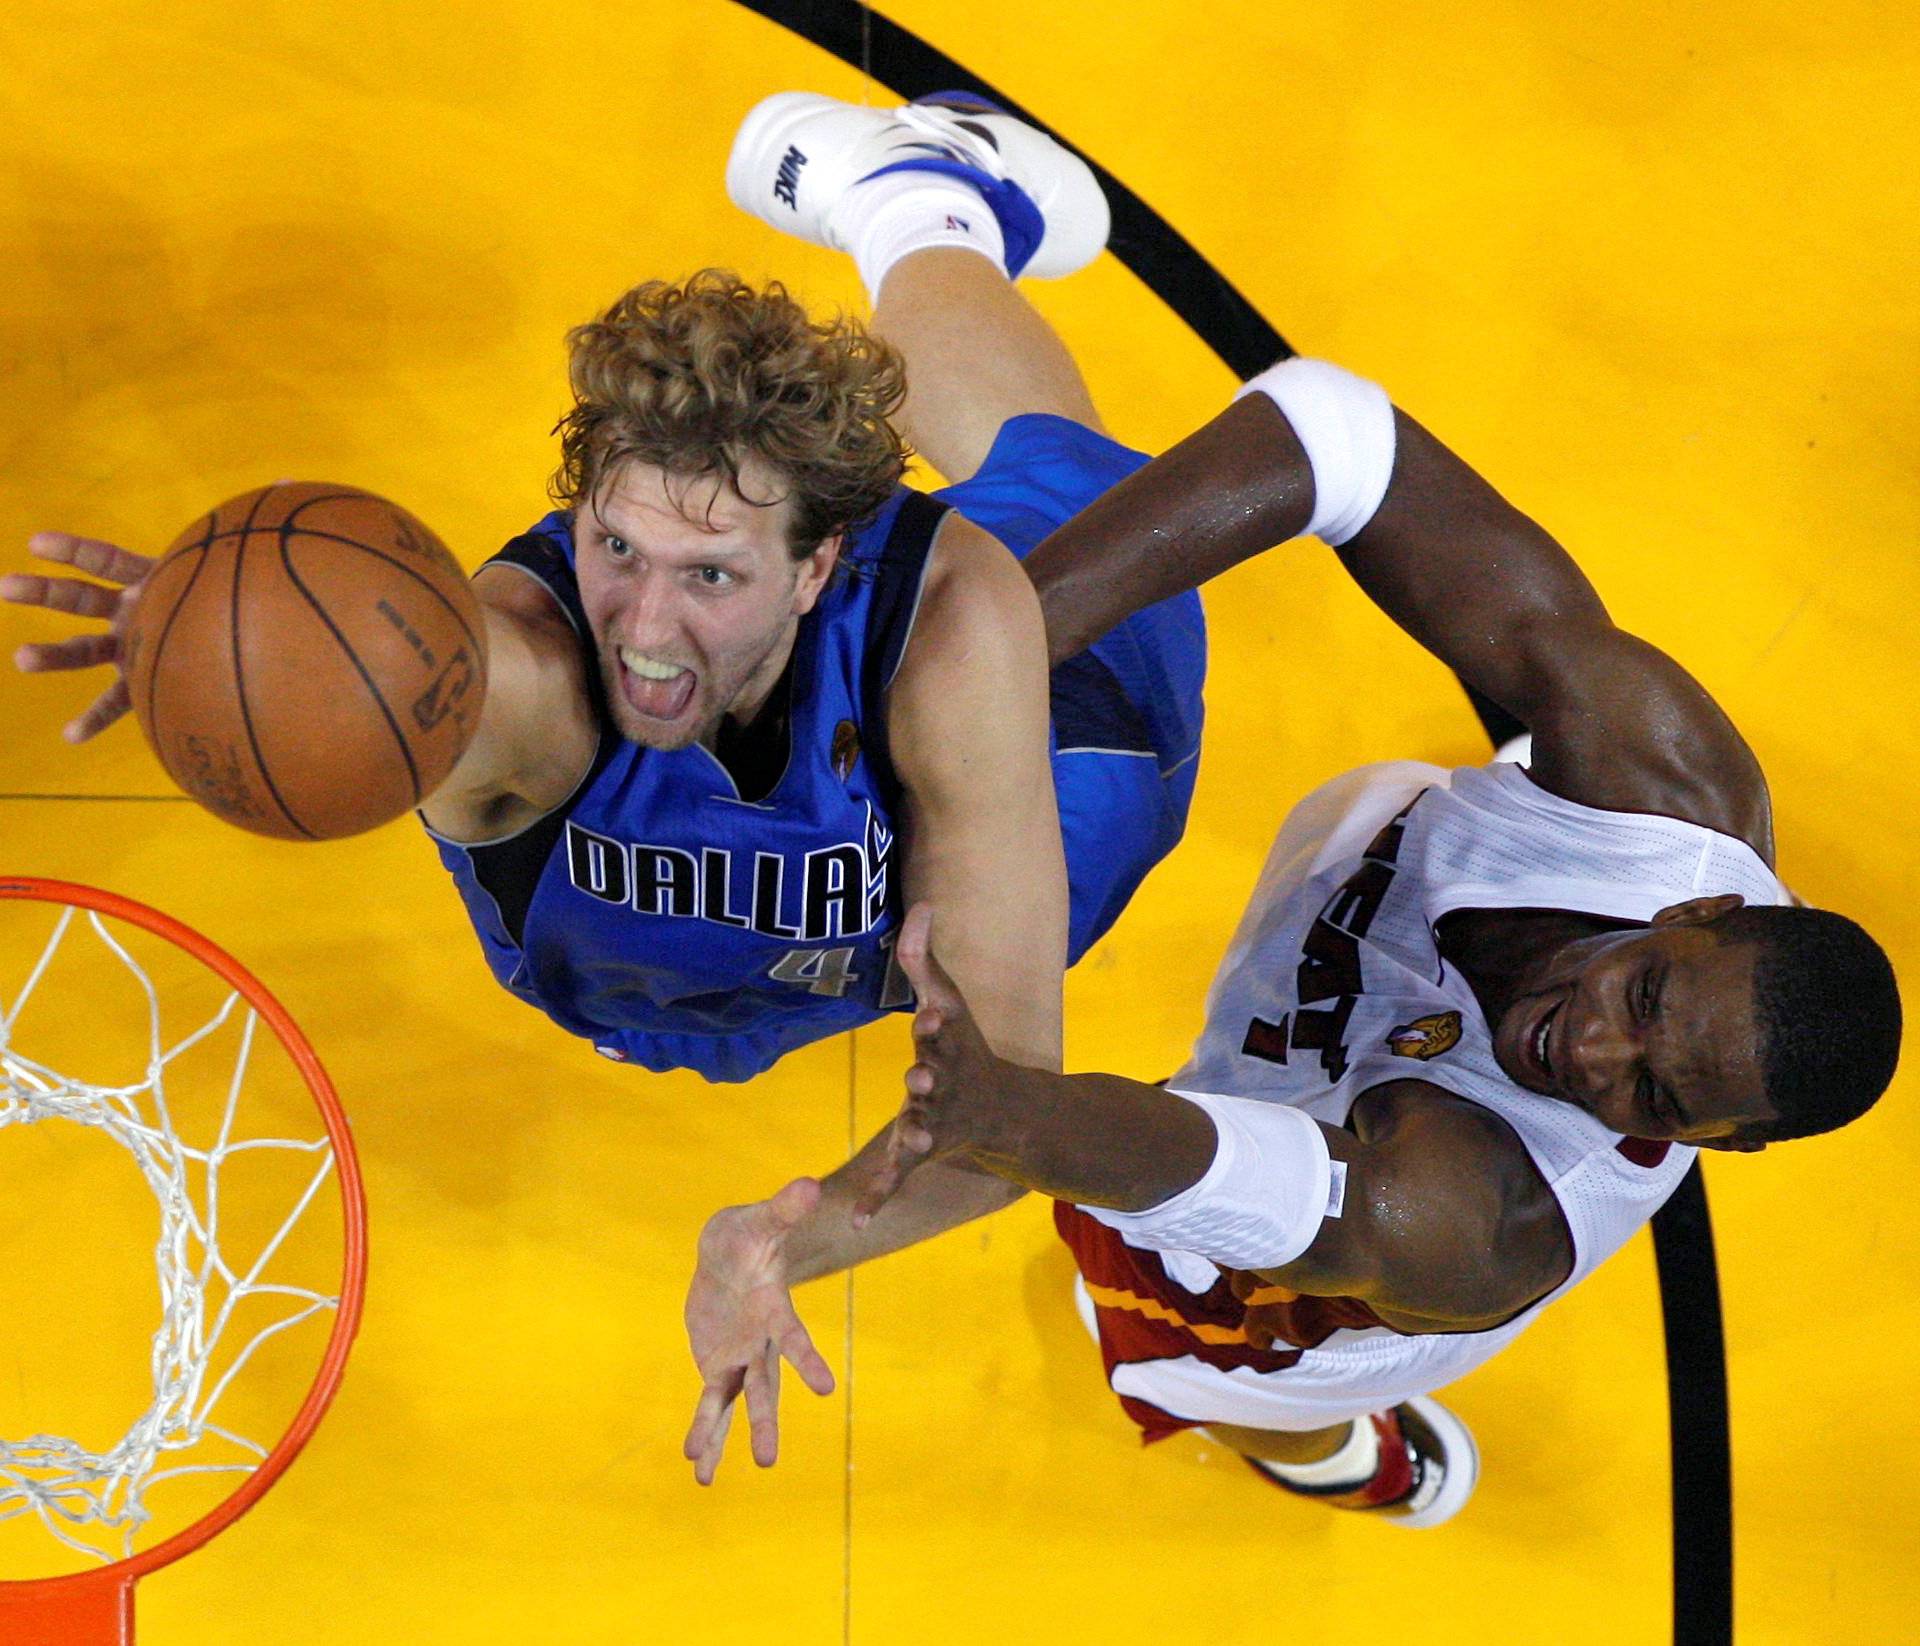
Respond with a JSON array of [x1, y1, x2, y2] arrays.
[[1235, 357, 1397, 547], [1080, 1089, 1336, 1270]]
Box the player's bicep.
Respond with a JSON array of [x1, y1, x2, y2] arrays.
[[888, 516, 1067, 1073], [1342, 412, 1771, 852], [1264, 1085, 1573, 1328]]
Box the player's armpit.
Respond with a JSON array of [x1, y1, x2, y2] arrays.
[[419, 567, 596, 841], [886, 514, 1068, 1075], [1259, 1079, 1575, 1332]]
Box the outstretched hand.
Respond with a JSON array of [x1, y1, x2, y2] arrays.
[[849, 904, 1011, 1227], [2, 532, 155, 743], [683, 1177, 836, 1486]]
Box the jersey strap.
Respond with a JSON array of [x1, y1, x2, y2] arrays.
[[479, 522, 591, 639], [457, 522, 617, 948], [852, 489, 951, 801]]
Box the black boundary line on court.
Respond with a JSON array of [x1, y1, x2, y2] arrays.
[[728, 4, 1734, 1642]]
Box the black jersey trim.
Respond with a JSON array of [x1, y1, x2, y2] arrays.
[[458, 730, 622, 949], [455, 525, 617, 948], [1050, 650, 1156, 758], [859, 489, 951, 803], [725, 7, 1732, 1641], [482, 528, 591, 638]]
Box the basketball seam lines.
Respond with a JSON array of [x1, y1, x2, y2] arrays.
[[290, 528, 484, 656], [230, 492, 319, 839], [276, 533, 426, 808], [279, 495, 484, 658]]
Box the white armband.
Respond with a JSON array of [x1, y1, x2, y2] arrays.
[[1080, 1090, 1338, 1270], [1235, 357, 1397, 547]]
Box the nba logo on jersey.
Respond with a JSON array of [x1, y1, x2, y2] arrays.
[[1386, 1010, 1462, 1060]]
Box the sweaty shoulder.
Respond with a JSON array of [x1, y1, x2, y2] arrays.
[[1336, 1077, 1575, 1330], [1520, 628, 1776, 865], [419, 562, 596, 843]]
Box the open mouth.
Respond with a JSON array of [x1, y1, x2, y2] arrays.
[[1522, 995, 1563, 1091], [618, 647, 698, 722], [1528, 998, 1559, 1083]]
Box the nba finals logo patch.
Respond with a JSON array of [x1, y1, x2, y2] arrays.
[[1386, 1011, 1462, 1060], [831, 719, 861, 782]]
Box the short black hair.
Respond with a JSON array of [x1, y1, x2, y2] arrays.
[[1715, 904, 1902, 1142]]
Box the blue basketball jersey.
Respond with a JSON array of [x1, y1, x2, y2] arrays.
[[431, 415, 1206, 1083]]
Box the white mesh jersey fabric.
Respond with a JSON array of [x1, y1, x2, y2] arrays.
[[1118, 758, 1790, 1427]]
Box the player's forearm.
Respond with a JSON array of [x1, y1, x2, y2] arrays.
[[783, 1146, 1026, 1285], [1026, 394, 1312, 666], [1025, 384, 1611, 701], [782, 1071, 1218, 1283], [951, 1067, 1220, 1212], [1330, 406, 1617, 723]]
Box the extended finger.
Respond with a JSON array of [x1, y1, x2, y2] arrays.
[[14, 632, 119, 674], [27, 532, 154, 584], [850, 1122, 933, 1229], [849, 1146, 905, 1229], [684, 1370, 742, 1457], [693, 1399, 737, 1487], [895, 903, 966, 1015], [65, 678, 132, 744], [779, 1316, 835, 1397], [0, 573, 124, 620], [745, 1340, 781, 1467], [686, 1376, 742, 1485]]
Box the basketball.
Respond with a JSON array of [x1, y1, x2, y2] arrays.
[[122, 482, 488, 841]]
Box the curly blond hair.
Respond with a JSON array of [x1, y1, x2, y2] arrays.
[[552, 270, 910, 555]]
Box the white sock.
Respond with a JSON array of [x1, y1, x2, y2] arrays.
[[828, 169, 1008, 303], [1225, 1417, 1381, 1488]]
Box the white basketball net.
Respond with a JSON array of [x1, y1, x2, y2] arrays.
[[0, 905, 341, 1563]]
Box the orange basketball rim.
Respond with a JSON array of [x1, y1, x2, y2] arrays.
[[0, 879, 369, 1646]]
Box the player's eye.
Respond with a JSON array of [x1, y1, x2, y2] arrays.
[[694, 565, 734, 588], [605, 535, 632, 560]]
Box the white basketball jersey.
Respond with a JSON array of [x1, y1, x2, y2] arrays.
[[1125, 760, 1788, 1423]]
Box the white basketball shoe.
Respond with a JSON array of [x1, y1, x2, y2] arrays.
[[725, 89, 1110, 279], [1241, 1396, 1481, 1528]]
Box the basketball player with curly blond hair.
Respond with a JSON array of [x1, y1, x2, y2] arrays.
[[4, 94, 1204, 1388]]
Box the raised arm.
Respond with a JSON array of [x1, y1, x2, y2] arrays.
[[682, 517, 1068, 1483], [748, 513, 1067, 1279], [416, 564, 598, 842], [1025, 366, 1773, 861], [855, 907, 1571, 1334], [4, 531, 586, 840]]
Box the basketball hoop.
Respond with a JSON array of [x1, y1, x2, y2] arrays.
[[0, 879, 368, 1645]]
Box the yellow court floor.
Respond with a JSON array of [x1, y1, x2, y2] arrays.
[[2, 3, 1916, 1643]]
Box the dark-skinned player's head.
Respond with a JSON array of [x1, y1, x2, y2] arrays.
[[1713, 903, 1901, 1142], [1492, 896, 1901, 1150]]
